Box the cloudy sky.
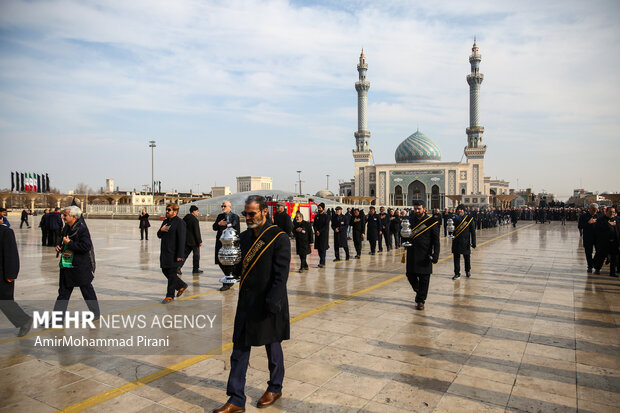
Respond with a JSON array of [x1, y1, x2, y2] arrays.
[[0, 0, 618, 199]]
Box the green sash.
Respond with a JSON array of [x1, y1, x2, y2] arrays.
[[240, 225, 285, 288]]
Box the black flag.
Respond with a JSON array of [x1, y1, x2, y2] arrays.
[[20, 172, 25, 191], [15, 171, 19, 192], [37, 175, 41, 193], [11, 172, 14, 192], [46, 174, 50, 193]]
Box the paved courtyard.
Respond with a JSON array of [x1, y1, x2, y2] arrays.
[[1, 217, 619, 412]]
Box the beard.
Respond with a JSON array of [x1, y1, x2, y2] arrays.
[[246, 213, 265, 229], [415, 211, 425, 218]]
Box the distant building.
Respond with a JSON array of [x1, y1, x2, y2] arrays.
[[567, 189, 611, 207], [211, 186, 231, 198], [105, 178, 114, 193], [236, 176, 272, 192]]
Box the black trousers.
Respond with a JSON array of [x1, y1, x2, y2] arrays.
[[406, 273, 430, 303], [227, 342, 284, 407], [48, 229, 60, 247], [53, 274, 100, 319], [161, 267, 186, 298], [382, 231, 392, 250], [298, 253, 308, 269], [368, 239, 377, 254], [584, 241, 594, 270], [20, 219, 30, 228], [0, 280, 31, 328], [41, 229, 48, 246], [453, 253, 471, 275], [352, 233, 363, 256], [318, 249, 326, 265], [334, 243, 349, 260], [392, 230, 400, 248], [140, 227, 149, 240], [183, 245, 200, 271]]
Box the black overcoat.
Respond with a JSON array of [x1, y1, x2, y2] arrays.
[[578, 212, 597, 245], [293, 220, 313, 256], [380, 214, 390, 236], [594, 215, 618, 253], [59, 220, 95, 287], [48, 212, 63, 230], [405, 214, 440, 275], [451, 214, 476, 254], [0, 225, 19, 300], [274, 211, 293, 237], [351, 214, 366, 237], [313, 212, 330, 251], [366, 213, 380, 241], [232, 225, 291, 346], [183, 213, 202, 247], [389, 214, 401, 233], [139, 213, 150, 228], [213, 212, 241, 264], [331, 213, 348, 247], [157, 216, 186, 268]]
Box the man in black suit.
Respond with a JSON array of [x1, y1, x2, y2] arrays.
[[331, 206, 350, 261], [593, 206, 618, 277], [403, 201, 440, 310], [365, 206, 380, 255], [451, 205, 476, 280], [273, 202, 293, 237], [157, 203, 187, 303], [213, 201, 241, 290], [0, 223, 32, 337], [213, 195, 290, 413], [313, 203, 330, 267], [182, 205, 203, 274], [578, 204, 598, 273]]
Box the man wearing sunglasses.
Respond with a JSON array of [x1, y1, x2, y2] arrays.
[[157, 203, 188, 304], [213, 201, 241, 290], [213, 195, 290, 413]]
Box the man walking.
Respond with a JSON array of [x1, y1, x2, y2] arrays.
[[213, 195, 290, 413], [20, 209, 30, 229], [578, 204, 598, 273], [366, 206, 380, 255], [182, 205, 203, 274], [0, 221, 32, 337], [157, 203, 187, 303], [313, 203, 330, 268], [273, 202, 293, 237], [39, 209, 50, 246], [402, 201, 440, 310], [451, 205, 476, 280], [331, 206, 350, 261], [350, 208, 365, 258]]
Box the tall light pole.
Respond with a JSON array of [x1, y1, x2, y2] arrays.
[[149, 140, 156, 195], [296, 170, 302, 195], [326, 174, 330, 190]]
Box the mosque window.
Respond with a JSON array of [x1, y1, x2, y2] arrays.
[[460, 171, 467, 180], [369, 173, 376, 182]]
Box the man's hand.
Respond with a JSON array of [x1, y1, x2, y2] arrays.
[[431, 256, 438, 264], [362, 234, 365, 239], [176, 258, 182, 262], [588, 218, 597, 224], [296, 227, 303, 232], [160, 224, 170, 232], [62, 236, 70, 245], [199, 243, 203, 246], [218, 219, 227, 227], [55, 245, 62, 253], [316, 231, 320, 236], [335, 228, 339, 232]]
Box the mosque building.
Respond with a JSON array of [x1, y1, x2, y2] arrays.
[[342, 40, 510, 208]]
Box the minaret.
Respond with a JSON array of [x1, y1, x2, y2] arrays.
[[465, 38, 486, 158], [353, 49, 372, 196]]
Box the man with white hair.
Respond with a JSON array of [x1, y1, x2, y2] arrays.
[[53, 206, 100, 319]]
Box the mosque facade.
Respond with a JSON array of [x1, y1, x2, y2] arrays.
[[346, 41, 509, 209]]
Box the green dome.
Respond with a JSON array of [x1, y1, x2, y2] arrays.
[[395, 130, 442, 163]]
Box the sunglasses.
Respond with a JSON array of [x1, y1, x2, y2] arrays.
[[166, 208, 173, 212], [241, 211, 259, 218]]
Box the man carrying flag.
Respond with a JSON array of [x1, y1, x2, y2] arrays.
[[451, 205, 477, 280]]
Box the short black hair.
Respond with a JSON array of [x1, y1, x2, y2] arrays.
[[189, 205, 199, 213], [246, 195, 268, 211], [412, 200, 425, 207]]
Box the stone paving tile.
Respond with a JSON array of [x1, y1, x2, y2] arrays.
[[2, 220, 619, 412]]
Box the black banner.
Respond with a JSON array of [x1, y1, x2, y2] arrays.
[[11, 172, 14, 192]]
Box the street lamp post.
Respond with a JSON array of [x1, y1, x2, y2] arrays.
[[149, 140, 156, 195]]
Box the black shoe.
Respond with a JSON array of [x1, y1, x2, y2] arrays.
[[355, 255, 360, 259], [371, 252, 375, 255], [192, 269, 204, 274], [466, 272, 471, 278], [298, 268, 304, 273], [219, 284, 232, 291], [345, 256, 350, 261], [317, 264, 324, 268], [333, 258, 341, 262], [18, 318, 33, 337], [162, 297, 173, 304], [303, 265, 309, 270], [177, 284, 188, 297], [378, 249, 383, 252], [452, 274, 460, 280], [594, 270, 601, 275], [587, 268, 593, 273]]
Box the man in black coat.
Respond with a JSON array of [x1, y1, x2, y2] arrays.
[[451, 205, 476, 280], [293, 212, 313, 271], [378, 207, 391, 252], [214, 195, 290, 413], [331, 206, 350, 261], [403, 201, 440, 310], [0, 224, 32, 337], [313, 203, 330, 267], [20, 209, 30, 228], [510, 208, 519, 228], [273, 202, 293, 237], [578, 204, 598, 273], [53, 206, 100, 319], [389, 208, 401, 248], [350, 208, 366, 258], [47, 208, 63, 246], [593, 206, 618, 276], [213, 201, 241, 274], [39, 208, 49, 246], [138, 209, 150, 240], [365, 206, 381, 255], [157, 203, 187, 303], [182, 205, 203, 274]]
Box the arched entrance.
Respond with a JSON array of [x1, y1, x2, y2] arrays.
[[431, 184, 440, 209], [407, 180, 425, 206], [394, 185, 403, 206]]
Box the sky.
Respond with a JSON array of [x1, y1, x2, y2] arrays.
[[0, 0, 618, 200]]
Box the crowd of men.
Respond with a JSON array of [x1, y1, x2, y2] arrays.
[[578, 203, 619, 277]]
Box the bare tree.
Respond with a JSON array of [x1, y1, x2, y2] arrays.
[[74, 182, 94, 194]]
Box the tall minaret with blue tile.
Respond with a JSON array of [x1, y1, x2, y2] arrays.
[[353, 49, 373, 197], [465, 39, 487, 197]]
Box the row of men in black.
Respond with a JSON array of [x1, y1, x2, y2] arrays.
[[38, 208, 64, 246], [578, 203, 619, 277]]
